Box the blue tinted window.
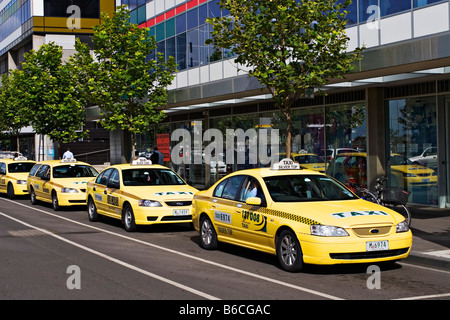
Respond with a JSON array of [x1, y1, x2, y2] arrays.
[[414, 0, 445, 7], [176, 33, 187, 70], [381, 0, 411, 16], [176, 13, 186, 34], [188, 29, 199, 68], [359, 0, 378, 22], [208, 1, 221, 18], [166, 37, 176, 62], [187, 8, 198, 30], [199, 4, 208, 23]]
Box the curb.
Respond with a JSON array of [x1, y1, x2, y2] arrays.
[[405, 252, 450, 272]]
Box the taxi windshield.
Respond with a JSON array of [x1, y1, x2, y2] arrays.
[[122, 169, 185, 186], [53, 165, 98, 178], [8, 162, 35, 173], [263, 175, 356, 202]]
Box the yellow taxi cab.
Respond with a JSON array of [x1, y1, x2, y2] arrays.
[[192, 158, 412, 272], [0, 156, 36, 199], [27, 158, 99, 210], [86, 157, 199, 231]]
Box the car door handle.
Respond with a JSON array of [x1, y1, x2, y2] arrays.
[[104, 190, 107, 194]]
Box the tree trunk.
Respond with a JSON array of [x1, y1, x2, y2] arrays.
[[283, 109, 292, 160]]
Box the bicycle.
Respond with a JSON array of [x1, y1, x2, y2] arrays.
[[350, 177, 412, 227]]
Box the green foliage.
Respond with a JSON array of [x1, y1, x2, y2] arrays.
[[207, 0, 364, 156], [18, 42, 88, 143], [0, 69, 30, 138], [72, 5, 177, 160]]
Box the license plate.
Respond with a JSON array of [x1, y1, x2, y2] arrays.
[[422, 178, 430, 182], [366, 240, 389, 252], [173, 209, 189, 216]]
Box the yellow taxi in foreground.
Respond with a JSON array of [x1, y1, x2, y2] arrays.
[[192, 158, 412, 272], [86, 157, 198, 231], [27, 158, 99, 210], [0, 156, 36, 199]]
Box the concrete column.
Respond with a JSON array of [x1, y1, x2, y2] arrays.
[[366, 87, 387, 191]]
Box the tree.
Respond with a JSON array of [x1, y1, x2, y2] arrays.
[[207, 0, 363, 158], [19, 42, 88, 157], [73, 6, 177, 162], [0, 69, 31, 152]]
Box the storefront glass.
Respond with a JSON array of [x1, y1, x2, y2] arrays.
[[324, 103, 367, 187], [387, 96, 438, 205]]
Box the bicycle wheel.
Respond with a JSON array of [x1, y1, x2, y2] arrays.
[[392, 204, 411, 227]]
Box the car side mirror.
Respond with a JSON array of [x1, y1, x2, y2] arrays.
[[246, 197, 261, 206]]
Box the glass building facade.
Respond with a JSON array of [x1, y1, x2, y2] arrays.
[[123, 0, 450, 208]]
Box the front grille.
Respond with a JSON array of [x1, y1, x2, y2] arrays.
[[352, 225, 392, 237], [165, 201, 192, 206], [80, 189, 86, 193], [161, 215, 192, 221], [330, 248, 409, 260], [68, 200, 85, 203]]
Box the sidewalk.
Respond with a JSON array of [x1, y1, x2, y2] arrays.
[[406, 205, 450, 271]]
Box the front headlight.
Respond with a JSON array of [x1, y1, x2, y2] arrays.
[[310, 225, 349, 237], [16, 180, 27, 185], [61, 187, 78, 193], [396, 220, 409, 233], [138, 200, 162, 207]]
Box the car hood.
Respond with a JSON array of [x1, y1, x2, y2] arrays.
[[391, 164, 434, 174], [275, 199, 405, 227], [126, 185, 198, 200], [8, 172, 30, 180]]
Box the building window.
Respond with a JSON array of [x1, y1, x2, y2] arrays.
[[380, 0, 411, 17], [414, 0, 445, 8], [387, 97, 438, 205], [44, 0, 100, 19]]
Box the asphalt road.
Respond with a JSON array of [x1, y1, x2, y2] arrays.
[[1, 194, 449, 308]]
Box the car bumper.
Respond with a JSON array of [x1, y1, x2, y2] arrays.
[[298, 231, 412, 265], [11, 183, 29, 195], [133, 206, 193, 225], [57, 192, 88, 206]]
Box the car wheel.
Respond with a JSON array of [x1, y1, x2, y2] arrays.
[[7, 183, 15, 199], [199, 215, 218, 250], [52, 192, 60, 211], [276, 229, 304, 272], [122, 204, 136, 232], [87, 197, 100, 222], [30, 188, 38, 205]]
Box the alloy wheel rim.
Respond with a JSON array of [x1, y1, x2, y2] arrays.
[[201, 220, 212, 245], [280, 235, 297, 266]]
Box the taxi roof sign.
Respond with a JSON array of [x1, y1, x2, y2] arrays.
[[61, 158, 77, 163], [131, 157, 152, 165], [272, 158, 300, 170]]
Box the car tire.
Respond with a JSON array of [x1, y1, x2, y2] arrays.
[[276, 229, 304, 272], [7, 183, 15, 199], [122, 204, 136, 232], [199, 215, 218, 250], [52, 192, 60, 211], [30, 188, 38, 205], [87, 197, 100, 222]]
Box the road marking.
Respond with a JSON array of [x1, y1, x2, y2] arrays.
[[0, 211, 219, 300], [422, 249, 450, 259], [393, 293, 450, 300], [400, 262, 450, 275], [2, 198, 344, 300]]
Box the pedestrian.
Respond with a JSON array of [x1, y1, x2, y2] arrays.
[[63, 148, 74, 159], [150, 147, 164, 165]]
